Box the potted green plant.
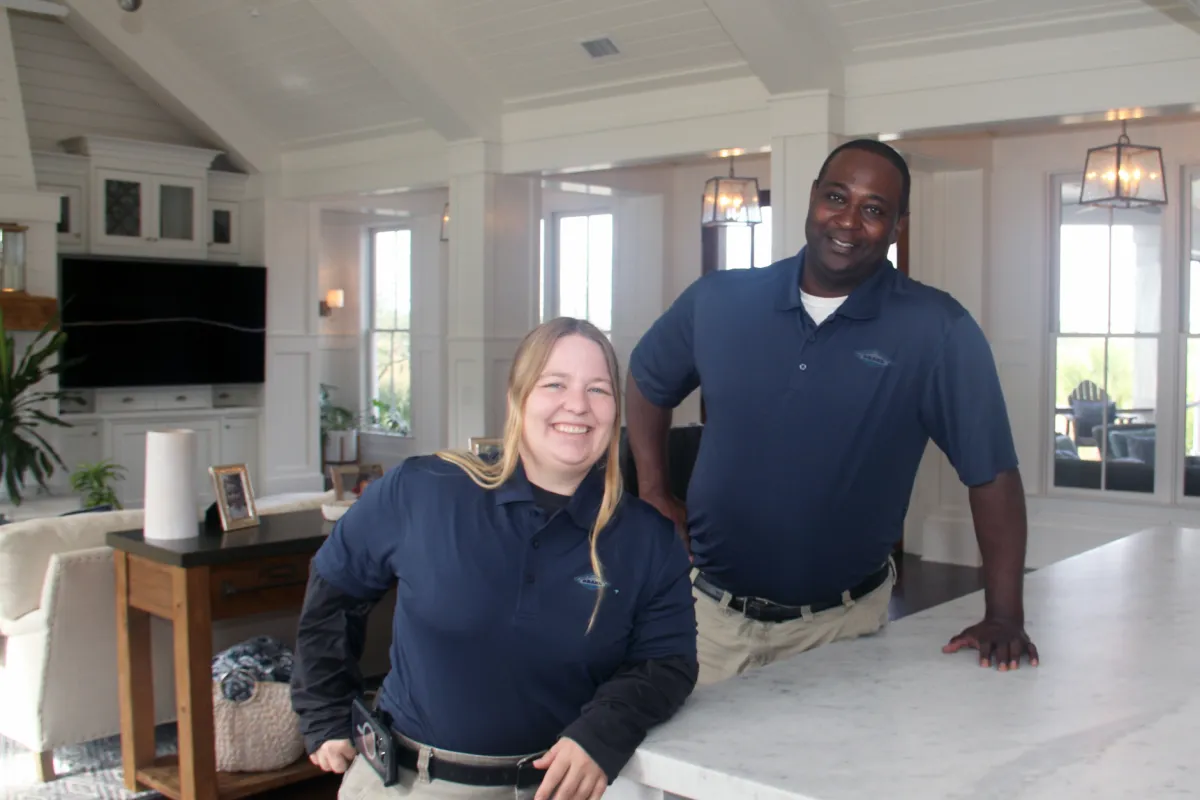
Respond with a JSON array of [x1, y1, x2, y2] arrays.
[[0, 309, 77, 506], [69, 459, 126, 510]]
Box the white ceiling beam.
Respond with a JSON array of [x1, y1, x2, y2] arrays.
[[702, 0, 845, 96], [309, 0, 501, 143], [61, 0, 278, 173]]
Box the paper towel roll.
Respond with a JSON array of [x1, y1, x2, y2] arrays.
[[144, 429, 199, 541]]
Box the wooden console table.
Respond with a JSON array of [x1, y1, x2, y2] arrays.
[[107, 510, 333, 800]]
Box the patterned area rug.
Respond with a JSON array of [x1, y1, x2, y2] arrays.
[[0, 726, 175, 800]]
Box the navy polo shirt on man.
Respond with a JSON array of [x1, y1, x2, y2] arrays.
[[628, 248, 1018, 607], [311, 454, 696, 757]]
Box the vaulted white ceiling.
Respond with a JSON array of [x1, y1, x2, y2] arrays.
[[832, 0, 1179, 60], [40, 0, 1200, 172]]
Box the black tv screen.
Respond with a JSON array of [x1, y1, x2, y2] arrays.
[[58, 255, 267, 390]]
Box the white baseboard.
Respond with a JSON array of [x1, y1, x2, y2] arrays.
[[918, 496, 1200, 569]]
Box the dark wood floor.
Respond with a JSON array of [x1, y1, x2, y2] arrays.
[[888, 552, 990, 620], [250, 774, 341, 799]]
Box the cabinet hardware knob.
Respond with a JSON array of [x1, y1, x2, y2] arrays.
[[176, 395, 186, 401], [122, 397, 133, 403]]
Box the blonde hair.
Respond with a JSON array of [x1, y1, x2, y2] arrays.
[[436, 317, 624, 632]]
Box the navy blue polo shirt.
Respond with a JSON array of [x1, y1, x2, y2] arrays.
[[311, 454, 695, 757], [628, 248, 1018, 606]]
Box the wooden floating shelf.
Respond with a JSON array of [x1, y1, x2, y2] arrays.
[[0, 291, 57, 331]]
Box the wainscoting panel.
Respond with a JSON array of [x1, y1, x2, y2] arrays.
[[263, 336, 321, 494]]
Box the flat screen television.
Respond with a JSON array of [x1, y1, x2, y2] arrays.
[[58, 255, 267, 390]]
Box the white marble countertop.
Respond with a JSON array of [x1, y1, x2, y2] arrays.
[[618, 527, 1199, 800]]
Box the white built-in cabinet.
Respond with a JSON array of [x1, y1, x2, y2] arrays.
[[33, 136, 248, 262], [58, 387, 262, 509], [32, 136, 261, 508]]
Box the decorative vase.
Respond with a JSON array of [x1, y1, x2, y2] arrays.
[[324, 429, 358, 464]]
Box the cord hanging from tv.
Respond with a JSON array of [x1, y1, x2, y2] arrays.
[[58, 255, 267, 390]]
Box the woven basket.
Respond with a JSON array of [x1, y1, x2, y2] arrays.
[[212, 674, 304, 772]]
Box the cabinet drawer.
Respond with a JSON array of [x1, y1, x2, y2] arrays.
[[212, 385, 260, 408], [96, 391, 157, 413], [156, 390, 211, 411], [208, 553, 312, 621]]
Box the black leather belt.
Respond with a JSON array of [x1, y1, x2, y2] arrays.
[[693, 562, 892, 622], [394, 739, 546, 788]]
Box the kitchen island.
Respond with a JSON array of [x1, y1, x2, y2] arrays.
[[610, 526, 1196, 800]]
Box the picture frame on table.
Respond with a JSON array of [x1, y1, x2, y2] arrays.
[[468, 437, 502, 459], [209, 463, 259, 531], [330, 463, 385, 501]]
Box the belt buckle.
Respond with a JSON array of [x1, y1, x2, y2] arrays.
[[741, 596, 768, 619]]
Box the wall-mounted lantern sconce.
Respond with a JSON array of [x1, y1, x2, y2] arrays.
[[440, 202, 450, 242], [0, 223, 28, 293], [319, 288, 345, 317]]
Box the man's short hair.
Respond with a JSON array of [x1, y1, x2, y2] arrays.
[[815, 139, 911, 217]]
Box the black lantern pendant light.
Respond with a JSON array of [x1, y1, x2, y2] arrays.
[[701, 156, 762, 227], [1079, 120, 1167, 208]]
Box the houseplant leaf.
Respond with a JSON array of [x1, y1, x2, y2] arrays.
[[0, 308, 78, 505]]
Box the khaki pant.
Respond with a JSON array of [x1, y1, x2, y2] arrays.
[[693, 562, 895, 685], [338, 757, 538, 800]]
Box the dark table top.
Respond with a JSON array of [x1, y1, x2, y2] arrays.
[[105, 509, 334, 567]]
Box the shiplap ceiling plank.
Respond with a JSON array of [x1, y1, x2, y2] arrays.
[[62, 0, 280, 171], [131, 0, 422, 148], [827, 0, 1180, 58], [420, 0, 748, 102], [310, 0, 502, 141], [702, 0, 846, 94], [37, 0, 1194, 159]]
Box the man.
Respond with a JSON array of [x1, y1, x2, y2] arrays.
[[626, 139, 1038, 685]]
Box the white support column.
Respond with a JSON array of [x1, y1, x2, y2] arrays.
[[1131, 223, 1161, 416], [445, 141, 541, 450], [612, 193, 665, 394], [768, 91, 844, 261], [245, 173, 324, 495]]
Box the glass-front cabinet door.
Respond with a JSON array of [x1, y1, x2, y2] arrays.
[[158, 178, 201, 247], [93, 168, 204, 252], [95, 168, 146, 247]]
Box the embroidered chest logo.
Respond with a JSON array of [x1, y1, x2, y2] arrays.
[[574, 574, 617, 593], [855, 349, 892, 368]]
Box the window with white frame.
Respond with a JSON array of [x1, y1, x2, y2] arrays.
[[721, 206, 899, 271], [545, 212, 613, 335], [1050, 175, 1163, 493], [369, 228, 412, 436], [1183, 171, 1200, 497], [723, 206, 774, 270]]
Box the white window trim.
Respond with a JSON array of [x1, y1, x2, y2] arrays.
[[1176, 165, 1200, 506], [364, 224, 414, 439], [717, 205, 774, 271], [542, 209, 613, 332], [1044, 169, 1185, 505]]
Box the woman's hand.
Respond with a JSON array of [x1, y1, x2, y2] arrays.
[[533, 738, 606, 800], [310, 739, 356, 773]]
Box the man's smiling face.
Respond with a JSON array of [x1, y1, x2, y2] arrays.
[[803, 148, 906, 294]]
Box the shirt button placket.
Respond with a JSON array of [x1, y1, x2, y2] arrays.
[[516, 526, 541, 618]]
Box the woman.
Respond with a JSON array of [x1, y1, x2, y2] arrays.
[[291, 317, 698, 800]]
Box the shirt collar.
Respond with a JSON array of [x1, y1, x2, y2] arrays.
[[775, 246, 895, 320], [495, 458, 608, 531]]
